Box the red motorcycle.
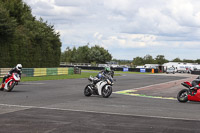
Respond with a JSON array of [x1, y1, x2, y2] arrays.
[[177, 81, 200, 102], [1, 73, 21, 92]]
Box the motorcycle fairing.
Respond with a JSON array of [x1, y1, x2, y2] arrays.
[[4, 79, 13, 90], [13, 73, 20, 81], [188, 89, 200, 102], [96, 81, 107, 95], [181, 82, 192, 88]]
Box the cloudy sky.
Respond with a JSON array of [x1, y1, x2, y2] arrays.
[[23, 0, 200, 60]]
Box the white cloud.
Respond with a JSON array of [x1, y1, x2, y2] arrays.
[[94, 32, 103, 40], [23, 0, 200, 60]]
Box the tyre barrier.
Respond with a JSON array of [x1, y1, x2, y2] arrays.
[[0, 67, 76, 77]]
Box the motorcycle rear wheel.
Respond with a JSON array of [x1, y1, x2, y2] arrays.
[[84, 85, 92, 97], [177, 89, 188, 102], [102, 85, 112, 98]]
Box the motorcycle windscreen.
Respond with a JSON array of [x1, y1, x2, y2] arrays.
[[13, 73, 20, 81]]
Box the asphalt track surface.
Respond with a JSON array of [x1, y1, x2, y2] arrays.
[[0, 73, 200, 133]]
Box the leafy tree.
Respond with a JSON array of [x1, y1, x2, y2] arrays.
[[143, 54, 155, 64], [183, 59, 195, 63], [171, 58, 182, 62], [195, 59, 200, 64], [61, 45, 112, 64], [133, 56, 144, 66], [61, 47, 73, 63], [155, 55, 168, 65], [112, 59, 132, 65], [0, 0, 61, 68], [88, 45, 112, 63], [0, 5, 17, 42], [76, 45, 90, 63]]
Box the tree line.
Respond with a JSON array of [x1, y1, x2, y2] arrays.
[[61, 46, 200, 66], [0, 0, 61, 68], [60, 44, 112, 64], [132, 55, 200, 66]]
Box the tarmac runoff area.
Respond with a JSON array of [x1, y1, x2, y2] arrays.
[[0, 73, 200, 132], [114, 73, 197, 100]]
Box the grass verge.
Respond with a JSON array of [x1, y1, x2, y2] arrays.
[[0, 72, 98, 82]]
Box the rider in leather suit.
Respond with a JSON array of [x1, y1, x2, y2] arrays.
[[0, 64, 22, 88]]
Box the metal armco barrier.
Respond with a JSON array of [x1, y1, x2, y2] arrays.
[[191, 71, 200, 75], [0, 68, 11, 77], [0, 67, 76, 77], [22, 68, 34, 77], [34, 68, 47, 76]]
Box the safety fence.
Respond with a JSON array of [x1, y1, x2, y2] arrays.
[[0, 67, 76, 77], [191, 70, 200, 75], [62, 65, 159, 73]]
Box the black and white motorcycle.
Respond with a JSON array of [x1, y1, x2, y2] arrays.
[[84, 74, 114, 98]]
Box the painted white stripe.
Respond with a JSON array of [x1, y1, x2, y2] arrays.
[[0, 103, 199, 122]]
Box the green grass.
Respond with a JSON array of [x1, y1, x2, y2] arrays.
[[0, 72, 98, 82]]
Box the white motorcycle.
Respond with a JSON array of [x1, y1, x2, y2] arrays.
[[84, 74, 114, 98]]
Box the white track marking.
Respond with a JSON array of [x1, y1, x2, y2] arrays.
[[0, 103, 199, 122]]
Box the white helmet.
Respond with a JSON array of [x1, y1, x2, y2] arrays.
[[16, 64, 22, 71]]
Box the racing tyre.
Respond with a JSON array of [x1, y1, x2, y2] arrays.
[[4, 81, 15, 92], [84, 85, 92, 97], [177, 89, 188, 102], [102, 85, 112, 98]]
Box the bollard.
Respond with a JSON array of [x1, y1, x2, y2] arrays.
[[152, 69, 154, 73]]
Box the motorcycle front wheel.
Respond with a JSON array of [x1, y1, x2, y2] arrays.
[[102, 85, 112, 98], [177, 89, 188, 102], [84, 85, 92, 97], [4, 81, 16, 92]]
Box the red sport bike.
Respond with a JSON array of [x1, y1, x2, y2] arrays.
[[0, 73, 21, 92], [177, 81, 200, 102]]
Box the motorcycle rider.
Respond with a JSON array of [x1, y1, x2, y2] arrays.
[[97, 66, 113, 79], [92, 66, 113, 83], [0, 64, 22, 88]]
